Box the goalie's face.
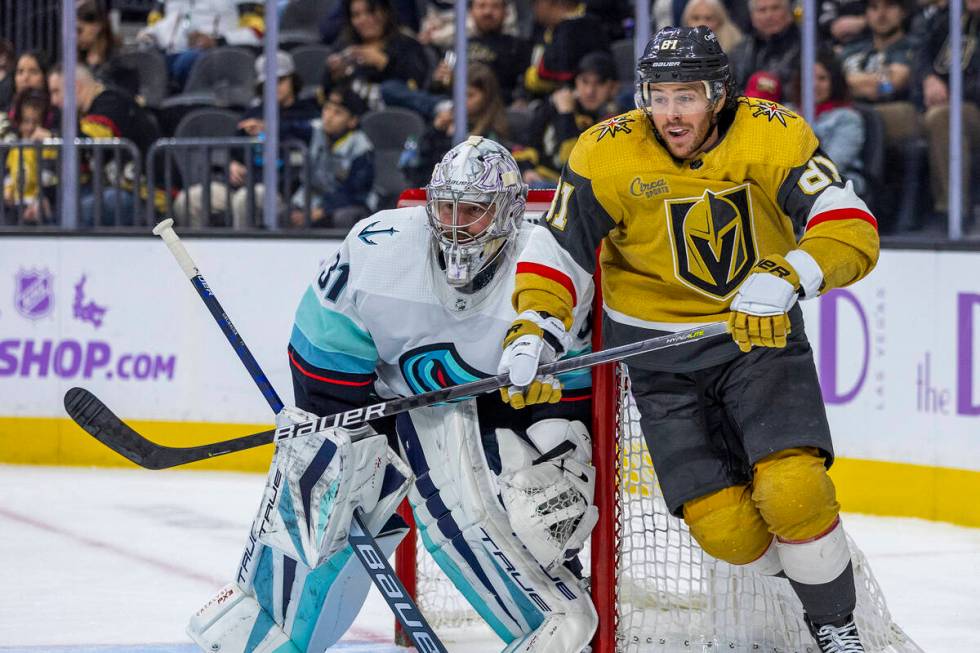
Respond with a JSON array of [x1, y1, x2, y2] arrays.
[[426, 193, 511, 288], [643, 82, 724, 160], [433, 199, 497, 241], [425, 136, 526, 289]]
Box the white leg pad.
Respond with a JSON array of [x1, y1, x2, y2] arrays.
[[257, 422, 411, 568], [190, 519, 408, 653], [501, 605, 599, 653], [742, 536, 784, 576], [776, 518, 851, 585], [399, 402, 598, 651], [187, 583, 299, 653]]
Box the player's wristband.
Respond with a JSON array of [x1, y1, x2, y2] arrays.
[[785, 249, 824, 299]]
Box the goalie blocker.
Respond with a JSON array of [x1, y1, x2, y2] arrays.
[[188, 409, 414, 653]]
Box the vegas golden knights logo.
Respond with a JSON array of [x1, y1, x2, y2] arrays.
[[666, 185, 755, 298]]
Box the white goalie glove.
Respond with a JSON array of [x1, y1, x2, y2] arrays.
[[256, 405, 412, 568], [498, 311, 573, 409], [497, 419, 598, 570]]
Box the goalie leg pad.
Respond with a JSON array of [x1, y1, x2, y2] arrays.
[[188, 582, 300, 653], [190, 514, 409, 653], [501, 606, 599, 653], [255, 423, 412, 568], [399, 403, 597, 651], [497, 421, 597, 570]]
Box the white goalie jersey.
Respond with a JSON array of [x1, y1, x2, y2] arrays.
[[287, 205, 594, 410], [285, 203, 601, 652]]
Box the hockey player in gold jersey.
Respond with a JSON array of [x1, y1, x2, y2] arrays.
[[495, 26, 879, 653]]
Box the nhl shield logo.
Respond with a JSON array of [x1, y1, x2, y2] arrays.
[[666, 185, 756, 299], [15, 268, 55, 320]]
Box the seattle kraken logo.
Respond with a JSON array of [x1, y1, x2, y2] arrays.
[[399, 343, 488, 394]]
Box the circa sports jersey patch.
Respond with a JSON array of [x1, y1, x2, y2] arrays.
[[629, 176, 670, 198], [665, 184, 757, 299], [590, 115, 635, 141], [741, 98, 796, 127]]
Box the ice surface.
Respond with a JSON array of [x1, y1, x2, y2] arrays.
[[0, 465, 976, 652]]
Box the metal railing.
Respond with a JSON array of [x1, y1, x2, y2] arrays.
[[0, 138, 142, 227], [146, 137, 313, 229], [0, 140, 55, 226]]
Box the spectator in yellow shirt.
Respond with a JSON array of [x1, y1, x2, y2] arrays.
[[4, 89, 55, 224]]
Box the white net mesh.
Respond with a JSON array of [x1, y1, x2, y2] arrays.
[[405, 364, 923, 652], [414, 542, 484, 631], [611, 367, 922, 653]]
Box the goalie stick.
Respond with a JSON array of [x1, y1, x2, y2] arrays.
[[64, 320, 729, 470], [89, 218, 446, 653]]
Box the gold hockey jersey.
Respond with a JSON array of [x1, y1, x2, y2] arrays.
[[512, 99, 880, 370]]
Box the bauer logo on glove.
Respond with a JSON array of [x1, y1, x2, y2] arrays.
[[498, 310, 573, 409], [728, 253, 802, 352], [755, 258, 796, 279]]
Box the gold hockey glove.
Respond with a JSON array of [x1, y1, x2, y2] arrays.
[[728, 254, 801, 352], [499, 377, 563, 409]]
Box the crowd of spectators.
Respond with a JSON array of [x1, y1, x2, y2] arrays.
[[0, 0, 976, 235]]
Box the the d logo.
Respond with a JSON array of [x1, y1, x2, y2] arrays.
[[818, 289, 870, 405]]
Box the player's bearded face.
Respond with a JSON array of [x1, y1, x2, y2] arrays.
[[435, 200, 496, 242], [646, 83, 720, 159]]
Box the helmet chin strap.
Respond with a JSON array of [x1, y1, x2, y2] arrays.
[[697, 109, 723, 153]]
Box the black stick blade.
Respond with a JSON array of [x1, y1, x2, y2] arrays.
[[63, 387, 276, 470], [64, 387, 171, 469]]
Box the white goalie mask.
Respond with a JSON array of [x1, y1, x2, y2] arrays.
[[425, 136, 527, 289]]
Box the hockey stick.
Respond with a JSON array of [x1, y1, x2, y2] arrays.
[[98, 219, 445, 652], [64, 320, 729, 470], [151, 218, 281, 411]]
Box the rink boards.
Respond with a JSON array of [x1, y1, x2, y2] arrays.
[[0, 235, 977, 526]]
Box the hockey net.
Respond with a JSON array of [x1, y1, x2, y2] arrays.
[[392, 190, 922, 652]]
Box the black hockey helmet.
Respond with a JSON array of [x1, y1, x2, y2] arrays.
[[635, 26, 735, 112]]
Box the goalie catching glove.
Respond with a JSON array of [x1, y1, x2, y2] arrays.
[[498, 310, 573, 409], [497, 419, 597, 570], [728, 250, 823, 352]]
